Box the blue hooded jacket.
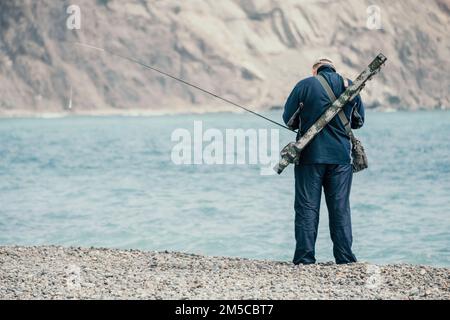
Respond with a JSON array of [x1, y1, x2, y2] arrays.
[[282, 65, 365, 164]]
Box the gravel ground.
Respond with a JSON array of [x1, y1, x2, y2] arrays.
[[0, 246, 448, 300]]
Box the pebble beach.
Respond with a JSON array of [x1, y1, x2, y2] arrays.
[[0, 246, 448, 300]]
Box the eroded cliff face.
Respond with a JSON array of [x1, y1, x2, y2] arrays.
[[0, 0, 448, 116]]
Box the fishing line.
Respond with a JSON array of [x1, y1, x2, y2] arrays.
[[72, 42, 296, 132]]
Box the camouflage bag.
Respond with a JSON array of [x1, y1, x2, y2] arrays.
[[349, 131, 368, 173], [316, 74, 368, 173]]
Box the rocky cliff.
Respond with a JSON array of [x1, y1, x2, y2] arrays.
[[0, 0, 448, 116]]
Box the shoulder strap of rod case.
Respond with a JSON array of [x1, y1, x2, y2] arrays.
[[316, 74, 353, 137]]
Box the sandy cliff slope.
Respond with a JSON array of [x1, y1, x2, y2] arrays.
[[0, 0, 449, 116]]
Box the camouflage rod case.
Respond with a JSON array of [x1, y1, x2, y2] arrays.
[[274, 53, 387, 174]]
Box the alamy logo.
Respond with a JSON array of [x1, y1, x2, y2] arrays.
[[66, 5, 81, 30], [366, 5, 382, 30], [365, 264, 382, 289], [65, 264, 81, 290], [171, 121, 280, 175]]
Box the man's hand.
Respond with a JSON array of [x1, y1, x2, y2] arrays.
[[273, 142, 301, 174], [280, 142, 300, 164]]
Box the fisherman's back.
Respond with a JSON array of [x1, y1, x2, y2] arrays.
[[283, 65, 364, 164]]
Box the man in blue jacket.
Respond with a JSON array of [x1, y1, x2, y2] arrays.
[[283, 58, 365, 265]]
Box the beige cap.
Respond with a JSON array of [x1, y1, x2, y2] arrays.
[[312, 57, 336, 70]]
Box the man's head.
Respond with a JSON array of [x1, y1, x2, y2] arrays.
[[312, 57, 336, 76]]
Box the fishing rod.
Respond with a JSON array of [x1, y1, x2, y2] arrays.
[[73, 42, 297, 133], [71, 42, 295, 132]]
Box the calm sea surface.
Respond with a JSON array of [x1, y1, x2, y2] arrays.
[[0, 111, 449, 266]]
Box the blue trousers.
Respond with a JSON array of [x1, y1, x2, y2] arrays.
[[293, 164, 357, 265]]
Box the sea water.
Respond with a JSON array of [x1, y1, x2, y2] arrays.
[[0, 111, 449, 266]]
